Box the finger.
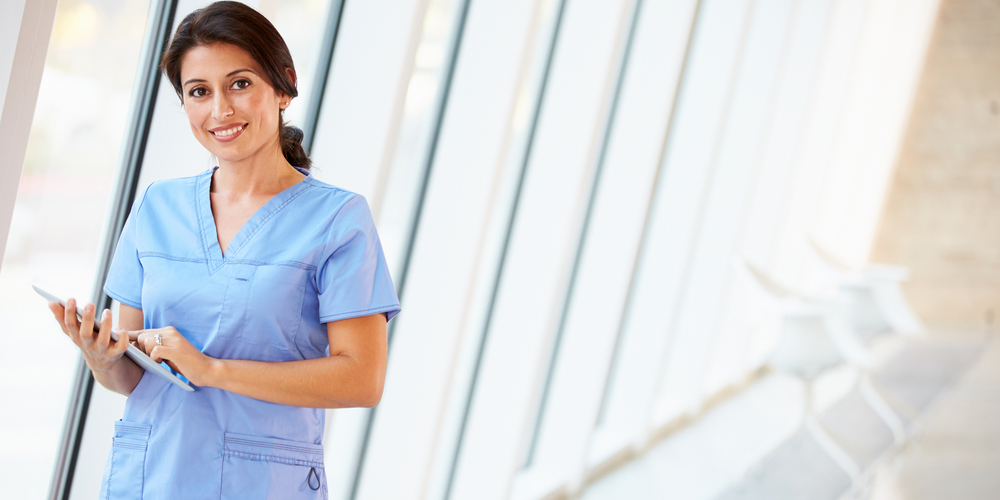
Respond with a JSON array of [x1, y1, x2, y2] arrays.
[[64, 298, 81, 343], [111, 327, 130, 356], [95, 309, 113, 349], [79, 303, 97, 345], [127, 330, 141, 342], [47, 302, 70, 335], [149, 345, 163, 363], [142, 334, 158, 357], [135, 331, 147, 354]]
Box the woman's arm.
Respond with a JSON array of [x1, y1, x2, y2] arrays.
[[47, 300, 145, 396], [134, 313, 388, 408]]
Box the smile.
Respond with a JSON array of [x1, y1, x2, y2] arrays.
[[210, 124, 247, 140]]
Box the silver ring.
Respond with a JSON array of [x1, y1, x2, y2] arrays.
[[154, 334, 162, 346]]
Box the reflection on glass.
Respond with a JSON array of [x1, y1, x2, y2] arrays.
[[0, 1, 150, 497], [377, 0, 464, 282], [255, 0, 328, 129]]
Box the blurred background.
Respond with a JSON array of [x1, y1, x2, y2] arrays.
[[0, 0, 997, 499]]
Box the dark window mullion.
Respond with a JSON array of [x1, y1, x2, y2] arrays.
[[48, 1, 179, 498], [303, 0, 347, 154]]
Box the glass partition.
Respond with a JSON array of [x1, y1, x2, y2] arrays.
[[0, 1, 151, 498]]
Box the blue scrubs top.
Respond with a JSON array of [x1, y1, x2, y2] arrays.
[[100, 167, 400, 499]]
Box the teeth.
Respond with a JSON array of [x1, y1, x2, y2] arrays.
[[214, 125, 245, 137]]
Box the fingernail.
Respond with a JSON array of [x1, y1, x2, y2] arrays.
[[67, 298, 75, 308], [102, 309, 111, 320], [84, 303, 95, 314]]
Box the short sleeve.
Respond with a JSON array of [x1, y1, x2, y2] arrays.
[[317, 195, 400, 323], [103, 184, 152, 310]]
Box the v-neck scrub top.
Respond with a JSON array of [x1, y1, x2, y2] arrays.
[[99, 167, 400, 500]]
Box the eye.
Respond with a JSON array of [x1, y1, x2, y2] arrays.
[[188, 86, 208, 98], [231, 78, 252, 90]]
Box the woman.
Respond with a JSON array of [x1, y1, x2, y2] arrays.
[[46, 2, 399, 498]]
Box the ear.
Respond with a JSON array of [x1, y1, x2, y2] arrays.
[[279, 68, 297, 110]]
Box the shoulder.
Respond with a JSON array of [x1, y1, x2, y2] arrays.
[[300, 176, 373, 224], [138, 171, 205, 207]]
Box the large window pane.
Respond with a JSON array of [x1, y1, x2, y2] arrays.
[[0, 1, 150, 497]]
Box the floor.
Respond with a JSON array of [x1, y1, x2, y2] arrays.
[[580, 327, 999, 500], [867, 330, 1000, 500]]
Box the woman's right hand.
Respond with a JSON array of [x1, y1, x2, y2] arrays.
[[48, 298, 131, 372]]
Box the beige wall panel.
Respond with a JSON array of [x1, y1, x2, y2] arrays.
[[872, 0, 1000, 324]]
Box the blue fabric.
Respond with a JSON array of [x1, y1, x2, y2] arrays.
[[100, 167, 400, 499]]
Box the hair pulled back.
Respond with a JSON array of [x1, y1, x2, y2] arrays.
[[160, 1, 311, 170]]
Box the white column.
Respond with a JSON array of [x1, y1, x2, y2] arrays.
[[0, 0, 58, 268], [353, 0, 546, 498]]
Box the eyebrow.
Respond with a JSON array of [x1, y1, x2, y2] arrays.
[[183, 68, 257, 88]]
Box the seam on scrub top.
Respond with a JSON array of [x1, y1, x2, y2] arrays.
[[223, 450, 324, 468], [137, 253, 317, 271], [224, 436, 324, 455], [224, 258, 316, 271], [319, 304, 400, 323], [115, 422, 151, 435], [227, 184, 314, 258], [316, 193, 361, 281], [138, 252, 207, 263], [194, 172, 214, 268], [105, 444, 116, 500], [104, 286, 141, 310]]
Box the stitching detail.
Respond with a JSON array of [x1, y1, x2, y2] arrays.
[[224, 437, 324, 455], [138, 252, 207, 263], [105, 286, 141, 310], [194, 171, 217, 274], [137, 252, 316, 270], [319, 304, 401, 323], [223, 450, 324, 468], [228, 184, 314, 258]]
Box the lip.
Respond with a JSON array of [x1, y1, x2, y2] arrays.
[[209, 123, 247, 142]]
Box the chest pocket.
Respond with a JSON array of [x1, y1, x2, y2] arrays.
[[218, 264, 306, 355]]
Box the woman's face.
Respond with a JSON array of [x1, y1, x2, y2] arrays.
[[179, 43, 288, 166]]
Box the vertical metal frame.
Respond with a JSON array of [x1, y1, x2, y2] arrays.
[[520, 0, 644, 469], [593, 0, 705, 427], [47, 0, 179, 498], [302, 0, 347, 154], [348, 0, 474, 498], [442, 0, 571, 494]]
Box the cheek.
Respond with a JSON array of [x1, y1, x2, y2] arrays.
[[243, 92, 279, 121], [183, 102, 210, 130]]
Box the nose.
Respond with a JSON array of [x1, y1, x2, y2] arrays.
[[212, 92, 234, 121]]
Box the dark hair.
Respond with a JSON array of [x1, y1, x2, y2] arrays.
[[160, 1, 311, 170]]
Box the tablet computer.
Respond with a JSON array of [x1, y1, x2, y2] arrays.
[[33, 285, 194, 392]]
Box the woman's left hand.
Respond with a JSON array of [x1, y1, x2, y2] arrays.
[[132, 327, 217, 387]]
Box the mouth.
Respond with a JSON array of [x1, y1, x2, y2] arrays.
[[210, 124, 247, 141]]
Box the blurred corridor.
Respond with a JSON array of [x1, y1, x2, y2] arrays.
[[1, 0, 997, 498]]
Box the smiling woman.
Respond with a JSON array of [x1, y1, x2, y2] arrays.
[[44, 2, 400, 499]]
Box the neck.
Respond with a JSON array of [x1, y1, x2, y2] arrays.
[[213, 140, 303, 197]]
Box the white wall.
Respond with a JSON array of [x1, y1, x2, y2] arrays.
[[0, 0, 58, 268]]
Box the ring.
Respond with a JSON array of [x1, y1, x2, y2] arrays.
[[154, 334, 162, 346]]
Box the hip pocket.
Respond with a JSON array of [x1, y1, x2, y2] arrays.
[[220, 432, 326, 500], [101, 420, 151, 499]]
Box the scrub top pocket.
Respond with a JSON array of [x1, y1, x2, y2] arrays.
[[220, 432, 327, 500], [217, 264, 306, 353], [101, 421, 151, 499]]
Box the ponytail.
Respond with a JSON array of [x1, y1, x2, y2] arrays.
[[280, 120, 311, 170]]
